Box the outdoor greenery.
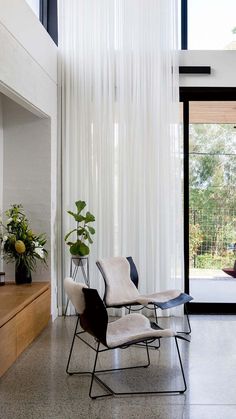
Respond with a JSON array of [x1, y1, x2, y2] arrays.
[[189, 223, 203, 262], [195, 254, 235, 270], [189, 123, 236, 269]]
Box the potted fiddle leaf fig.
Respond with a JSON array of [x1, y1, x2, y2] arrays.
[[65, 200, 95, 256]]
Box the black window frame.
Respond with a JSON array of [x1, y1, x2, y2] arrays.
[[40, 0, 58, 45], [181, 0, 188, 50], [180, 86, 236, 315]]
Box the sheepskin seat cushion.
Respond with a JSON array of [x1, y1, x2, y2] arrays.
[[64, 277, 88, 314], [98, 256, 139, 306], [107, 313, 174, 348], [97, 257, 192, 308]]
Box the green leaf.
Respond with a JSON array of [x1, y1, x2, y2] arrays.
[[67, 210, 78, 220], [69, 242, 81, 255], [84, 230, 93, 244], [88, 226, 95, 235], [75, 201, 86, 214], [69, 241, 89, 256], [85, 211, 95, 223], [64, 228, 77, 242], [87, 236, 93, 244], [67, 211, 85, 223], [78, 242, 90, 256], [76, 214, 85, 222]]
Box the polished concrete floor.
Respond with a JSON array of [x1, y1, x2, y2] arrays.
[[1, 315, 236, 419]]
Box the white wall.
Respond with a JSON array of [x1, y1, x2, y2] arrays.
[[0, 0, 58, 319], [0, 95, 3, 271], [179, 51, 236, 87], [0, 0, 57, 86], [2, 96, 51, 281], [25, 0, 40, 18], [0, 96, 3, 214]]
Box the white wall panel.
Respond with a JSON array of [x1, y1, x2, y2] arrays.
[[0, 24, 57, 118], [25, 0, 40, 17], [0, 0, 57, 82], [0, 95, 3, 272], [0, 0, 58, 318], [179, 51, 236, 87], [0, 96, 3, 216], [2, 97, 51, 282]]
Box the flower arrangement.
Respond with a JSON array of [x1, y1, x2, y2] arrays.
[[0, 204, 47, 282], [65, 200, 95, 256]]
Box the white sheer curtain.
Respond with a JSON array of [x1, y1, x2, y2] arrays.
[[59, 0, 183, 314]]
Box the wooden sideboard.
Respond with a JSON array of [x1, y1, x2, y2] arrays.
[[0, 282, 50, 377]]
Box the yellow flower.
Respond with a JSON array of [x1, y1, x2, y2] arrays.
[[15, 240, 26, 254]]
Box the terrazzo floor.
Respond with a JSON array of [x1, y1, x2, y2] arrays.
[[1, 315, 236, 419]]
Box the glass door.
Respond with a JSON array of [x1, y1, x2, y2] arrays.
[[180, 90, 236, 313], [189, 101, 236, 303]]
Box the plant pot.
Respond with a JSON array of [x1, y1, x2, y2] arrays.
[[15, 260, 32, 285]]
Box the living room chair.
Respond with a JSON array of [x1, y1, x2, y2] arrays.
[[64, 277, 189, 399], [96, 256, 193, 334]]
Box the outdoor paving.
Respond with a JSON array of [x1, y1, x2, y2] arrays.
[[190, 268, 236, 303]]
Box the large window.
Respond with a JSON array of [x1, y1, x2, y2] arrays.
[[180, 88, 236, 314], [182, 0, 236, 50], [188, 107, 236, 303]]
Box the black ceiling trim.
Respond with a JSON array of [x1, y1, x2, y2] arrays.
[[180, 87, 236, 102], [179, 66, 211, 74]]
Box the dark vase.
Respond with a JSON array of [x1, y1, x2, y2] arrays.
[[15, 260, 32, 284]]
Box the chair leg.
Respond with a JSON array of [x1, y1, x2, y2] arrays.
[[154, 306, 158, 324], [89, 342, 100, 399], [175, 336, 187, 393], [177, 304, 191, 335], [89, 342, 114, 399], [145, 341, 150, 366], [66, 315, 80, 374], [64, 298, 69, 318], [185, 306, 192, 335], [88, 337, 188, 398]]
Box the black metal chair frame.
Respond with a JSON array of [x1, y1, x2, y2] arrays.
[[66, 310, 189, 399]]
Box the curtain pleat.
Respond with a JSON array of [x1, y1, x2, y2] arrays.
[[59, 0, 183, 316]]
